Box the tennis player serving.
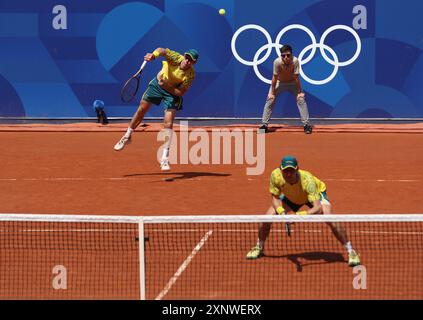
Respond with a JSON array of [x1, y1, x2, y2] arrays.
[[246, 155, 361, 267], [114, 47, 199, 171]]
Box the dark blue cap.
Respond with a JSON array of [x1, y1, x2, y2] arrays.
[[281, 155, 298, 170], [184, 49, 199, 61]]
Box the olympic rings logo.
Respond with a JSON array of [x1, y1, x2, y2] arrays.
[[231, 24, 361, 85]]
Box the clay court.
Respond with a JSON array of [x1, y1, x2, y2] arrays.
[[0, 122, 422, 299], [1, 122, 423, 215]]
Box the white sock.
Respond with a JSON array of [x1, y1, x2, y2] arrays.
[[257, 239, 264, 250], [344, 241, 353, 254], [161, 148, 170, 161], [160, 128, 173, 161], [163, 128, 173, 148], [124, 127, 133, 138]]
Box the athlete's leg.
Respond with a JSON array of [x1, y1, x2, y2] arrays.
[[286, 83, 312, 132], [323, 202, 350, 245], [160, 108, 177, 171], [260, 83, 283, 127], [129, 99, 152, 130], [247, 201, 294, 259], [161, 108, 176, 155], [296, 93, 310, 127], [323, 200, 360, 266], [114, 100, 152, 151]]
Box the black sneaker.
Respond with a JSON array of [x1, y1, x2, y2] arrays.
[[304, 124, 313, 134], [258, 124, 268, 133]]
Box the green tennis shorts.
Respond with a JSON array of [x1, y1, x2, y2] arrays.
[[142, 77, 183, 110]]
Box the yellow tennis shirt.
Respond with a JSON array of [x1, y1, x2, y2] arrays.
[[158, 49, 195, 90], [269, 169, 326, 205]]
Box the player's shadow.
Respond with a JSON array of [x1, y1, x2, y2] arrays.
[[266, 126, 279, 133], [257, 126, 278, 134], [266, 251, 346, 272], [124, 171, 231, 181], [261, 125, 305, 134]]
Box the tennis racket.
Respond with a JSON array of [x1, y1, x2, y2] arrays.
[[285, 222, 291, 237], [120, 60, 147, 103]]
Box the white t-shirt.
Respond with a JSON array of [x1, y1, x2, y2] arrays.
[[273, 56, 300, 83]]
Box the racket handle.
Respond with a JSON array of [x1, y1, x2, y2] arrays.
[[285, 223, 291, 237]]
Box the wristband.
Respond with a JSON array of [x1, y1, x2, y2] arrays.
[[276, 206, 285, 215], [296, 210, 307, 215], [152, 50, 160, 58]]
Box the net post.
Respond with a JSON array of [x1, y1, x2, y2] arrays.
[[138, 217, 146, 300]]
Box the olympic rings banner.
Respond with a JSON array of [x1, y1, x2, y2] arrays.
[[232, 24, 362, 86], [0, 0, 422, 118]]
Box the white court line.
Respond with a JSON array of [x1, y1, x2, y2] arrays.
[[154, 230, 213, 300], [0, 178, 129, 181], [352, 230, 423, 235], [325, 178, 419, 182]]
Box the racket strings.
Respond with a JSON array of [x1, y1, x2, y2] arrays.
[[121, 77, 140, 102]]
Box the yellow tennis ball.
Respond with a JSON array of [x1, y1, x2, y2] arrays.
[[219, 8, 225, 15]]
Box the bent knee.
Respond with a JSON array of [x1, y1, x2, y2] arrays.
[[266, 96, 276, 104], [137, 104, 149, 114], [321, 202, 332, 214], [266, 206, 276, 215], [297, 97, 306, 104], [163, 123, 173, 129]]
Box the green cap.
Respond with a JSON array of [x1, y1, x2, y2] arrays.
[[184, 49, 199, 62], [281, 155, 298, 170]]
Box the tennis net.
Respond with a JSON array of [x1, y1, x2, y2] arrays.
[[0, 214, 422, 299]]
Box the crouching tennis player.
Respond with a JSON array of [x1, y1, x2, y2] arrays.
[[246, 155, 361, 267]]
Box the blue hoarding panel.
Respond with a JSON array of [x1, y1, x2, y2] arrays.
[[0, 0, 421, 118]]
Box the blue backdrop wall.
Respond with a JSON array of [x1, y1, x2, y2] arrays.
[[0, 0, 422, 118]]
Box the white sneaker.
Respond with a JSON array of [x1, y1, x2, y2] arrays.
[[160, 159, 170, 171], [114, 135, 131, 151]]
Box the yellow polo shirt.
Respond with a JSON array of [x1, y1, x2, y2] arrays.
[[269, 168, 326, 205], [158, 49, 195, 90]]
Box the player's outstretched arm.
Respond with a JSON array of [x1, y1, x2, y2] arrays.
[[144, 47, 166, 61]]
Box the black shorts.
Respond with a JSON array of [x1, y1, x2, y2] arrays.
[[280, 191, 329, 212]]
